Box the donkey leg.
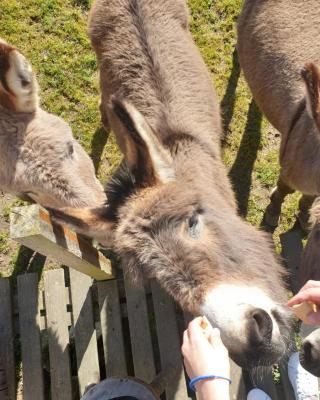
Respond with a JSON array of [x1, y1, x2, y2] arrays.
[[264, 176, 294, 228], [99, 96, 110, 132], [297, 195, 317, 233]]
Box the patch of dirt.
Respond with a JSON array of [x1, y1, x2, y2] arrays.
[[0, 192, 12, 230], [263, 124, 281, 154]]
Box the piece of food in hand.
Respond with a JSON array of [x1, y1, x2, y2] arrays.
[[291, 302, 318, 325], [200, 316, 212, 338], [200, 317, 209, 330]]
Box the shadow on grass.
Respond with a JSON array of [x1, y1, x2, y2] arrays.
[[90, 126, 110, 174], [279, 221, 304, 294], [72, 0, 90, 9], [221, 49, 241, 141], [261, 217, 306, 294], [229, 100, 262, 217], [280, 218, 320, 295], [297, 221, 320, 288], [11, 246, 46, 286]]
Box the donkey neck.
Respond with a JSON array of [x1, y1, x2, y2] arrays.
[[0, 103, 35, 118], [166, 132, 236, 210], [0, 105, 34, 139], [166, 132, 221, 179]]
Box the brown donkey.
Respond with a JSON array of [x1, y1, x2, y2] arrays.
[[237, 0, 320, 232], [237, 0, 320, 374], [0, 39, 106, 208], [51, 0, 292, 368]]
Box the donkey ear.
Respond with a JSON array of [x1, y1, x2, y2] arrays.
[[0, 40, 39, 112], [48, 206, 115, 247], [110, 97, 175, 186], [301, 63, 320, 131]]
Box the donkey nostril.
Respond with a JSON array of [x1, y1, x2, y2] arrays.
[[252, 310, 269, 335], [300, 340, 320, 377], [249, 308, 273, 344]]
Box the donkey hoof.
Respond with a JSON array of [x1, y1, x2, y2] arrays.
[[296, 212, 311, 233], [263, 205, 280, 228]]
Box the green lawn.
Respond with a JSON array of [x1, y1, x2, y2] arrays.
[[0, 0, 301, 281]]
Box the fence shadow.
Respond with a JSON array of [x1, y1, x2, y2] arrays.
[[229, 100, 262, 217], [221, 49, 241, 141], [11, 246, 46, 285]]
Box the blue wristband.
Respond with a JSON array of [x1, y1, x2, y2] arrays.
[[189, 375, 232, 392]]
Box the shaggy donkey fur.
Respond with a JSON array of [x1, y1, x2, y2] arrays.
[[51, 0, 292, 368], [0, 38, 106, 208], [237, 0, 320, 375]]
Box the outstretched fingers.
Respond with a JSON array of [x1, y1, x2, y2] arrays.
[[288, 281, 320, 307]]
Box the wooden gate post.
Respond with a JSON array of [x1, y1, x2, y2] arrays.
[[10, 204, 114, 281]]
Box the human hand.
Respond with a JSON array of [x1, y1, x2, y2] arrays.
[[181, 316, 230, 381], [287, 280, 320, 325]]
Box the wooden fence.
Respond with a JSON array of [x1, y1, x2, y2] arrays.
[[0, 268, 192, 400]]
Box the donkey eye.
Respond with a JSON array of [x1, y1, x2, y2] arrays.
[[187, 213, 202, 239], [66, 142, 74, 157], [67, 141, 74, 157], [188, 213, 198, 229], [20, 78, 30, 87]]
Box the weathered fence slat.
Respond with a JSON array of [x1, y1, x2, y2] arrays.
[[151, 281, 188, 400], [69, 270, 100, 396], [38, 289, 47, 331], [10, 205, 114, 281], [44, 269, 73, 400], [17, 273, 44, 400], [0, 279, 15, 400], [97, 280, 127, 377], [123, 274, 156, 382]]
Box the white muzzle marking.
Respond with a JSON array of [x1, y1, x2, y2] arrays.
[[200, 284, 281, 342]]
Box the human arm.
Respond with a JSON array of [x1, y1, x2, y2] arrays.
[[181, 317, 230, 400]]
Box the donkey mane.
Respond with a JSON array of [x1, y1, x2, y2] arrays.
[[105, 162, 136, 220]]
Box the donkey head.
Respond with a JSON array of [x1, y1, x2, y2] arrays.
[[50, 98, 292, 368], [0, 39, 106, 209], [0, 39, 39, 112]]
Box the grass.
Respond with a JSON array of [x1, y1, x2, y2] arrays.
[[0, 231, 10, 254], [0, 3, 302, 284]]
